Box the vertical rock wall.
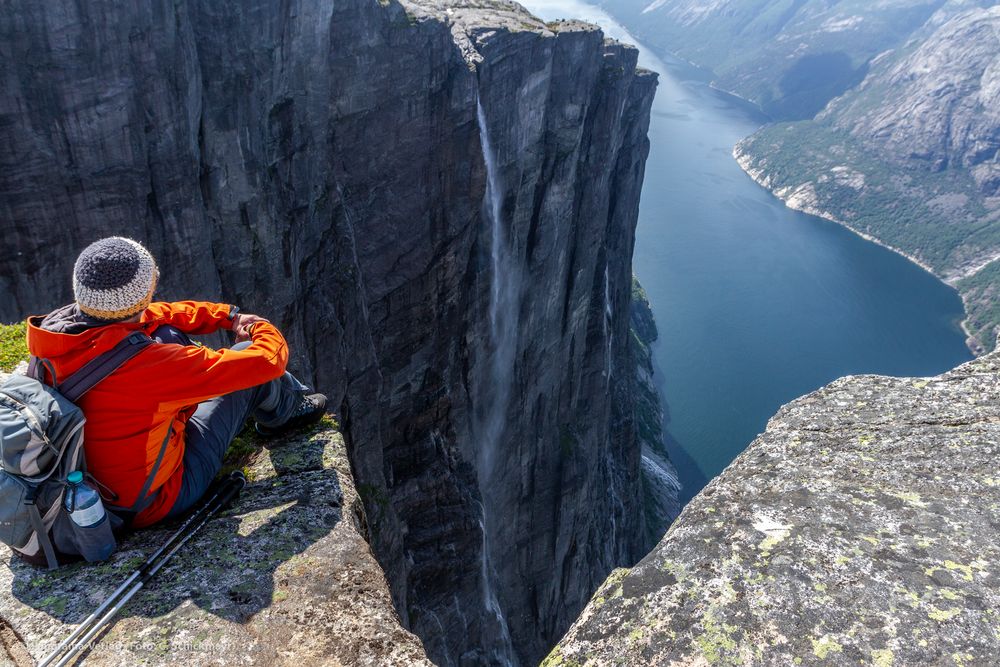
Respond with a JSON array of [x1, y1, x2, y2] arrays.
[[0, 1, 657, 664]]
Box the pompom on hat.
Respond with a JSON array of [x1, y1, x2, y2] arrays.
[[73, 237, 159, 321]]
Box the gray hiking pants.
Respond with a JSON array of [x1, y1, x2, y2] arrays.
[[151, 325, 308, 519]]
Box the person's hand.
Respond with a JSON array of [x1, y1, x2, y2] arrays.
[[233, 313, 270, 343]]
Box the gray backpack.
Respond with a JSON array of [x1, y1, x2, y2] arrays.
[[0, 330, 152, 569]]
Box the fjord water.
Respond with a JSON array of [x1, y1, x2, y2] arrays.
[[523, 0, 973, 506]]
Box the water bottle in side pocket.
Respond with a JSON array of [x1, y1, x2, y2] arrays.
[[63, 471, 116, 562]]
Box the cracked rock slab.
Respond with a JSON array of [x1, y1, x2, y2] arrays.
[[0, 413, 431, 667], [545, 351, 1000, 666]]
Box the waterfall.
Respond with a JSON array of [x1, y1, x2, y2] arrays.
[[477, 98, 520, 438], [479, 99, 505, 349], [474, 94, 519, 666], [477, 502, 515, 665], [641, 451, 683, 525], [604, 264, 614, 382], [474, 95, 520, 496]]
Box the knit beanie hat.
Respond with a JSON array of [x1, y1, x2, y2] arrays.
[[73, 237, 159, 321]]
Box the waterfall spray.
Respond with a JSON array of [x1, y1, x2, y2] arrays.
[[476, 97, 520, 462], [604, 264, 614, 382], [474, 93, 519, 665]]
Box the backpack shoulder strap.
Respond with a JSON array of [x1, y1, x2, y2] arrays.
[[27, 357, 58, 386], [57, 332, 153, 403]]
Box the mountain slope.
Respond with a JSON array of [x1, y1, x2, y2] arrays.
[[735, 5, 1000, 352], [823, 4, 1000, 194], [602, 0, 950, 119]]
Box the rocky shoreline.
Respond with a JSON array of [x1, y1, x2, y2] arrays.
[[733, 143, 984, 356], [733, 144, 939, 279]]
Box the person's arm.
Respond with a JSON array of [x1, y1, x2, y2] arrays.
[[141, 301, 239, 335], [142, 320, 289, 409]]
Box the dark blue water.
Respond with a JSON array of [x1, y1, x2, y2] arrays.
[[524, 0, 974, 505]]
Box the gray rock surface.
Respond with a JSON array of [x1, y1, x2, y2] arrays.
[[545, 345, 1000, 665], [0, 1, 658, 664], [0, 407, 432, 667], [827, 6, 1000, 194]]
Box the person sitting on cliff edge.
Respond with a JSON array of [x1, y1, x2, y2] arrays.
[[25, 236, 327, 528]]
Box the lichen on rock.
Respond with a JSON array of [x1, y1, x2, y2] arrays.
[[0, 400, 430, 666], [547, 348, 1000, 665]]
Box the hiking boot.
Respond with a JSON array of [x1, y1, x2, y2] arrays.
[[255, 393, 328, 438]]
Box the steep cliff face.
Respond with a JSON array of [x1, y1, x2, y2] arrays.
[[0, 1, 656, 665], [547, 346, 1000, 665], [630, 278, 681, 552]]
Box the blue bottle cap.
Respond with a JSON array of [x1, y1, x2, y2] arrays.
[[67, 471, 84, 484]]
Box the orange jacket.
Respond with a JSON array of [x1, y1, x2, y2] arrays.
[[26, 301, 289, 527]]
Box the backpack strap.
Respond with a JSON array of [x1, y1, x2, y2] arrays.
[[24, 489, 59, 570], [62, 332, 158, 520], [28, 357, 58, 386], [111, 425, 172, 519], [57, 332, 153, 403]]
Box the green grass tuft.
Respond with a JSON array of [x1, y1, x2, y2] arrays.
[[0, 321, 29, 372], [219, 425, 266, 479]]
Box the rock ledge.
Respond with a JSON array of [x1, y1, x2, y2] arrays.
[[546, 350, 1000, 665], [0, 404, 430, 667]]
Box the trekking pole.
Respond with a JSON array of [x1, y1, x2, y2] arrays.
[[48, 471, 246, 667], [37, 473, 240, 667], [39, 471, 246, 667]]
